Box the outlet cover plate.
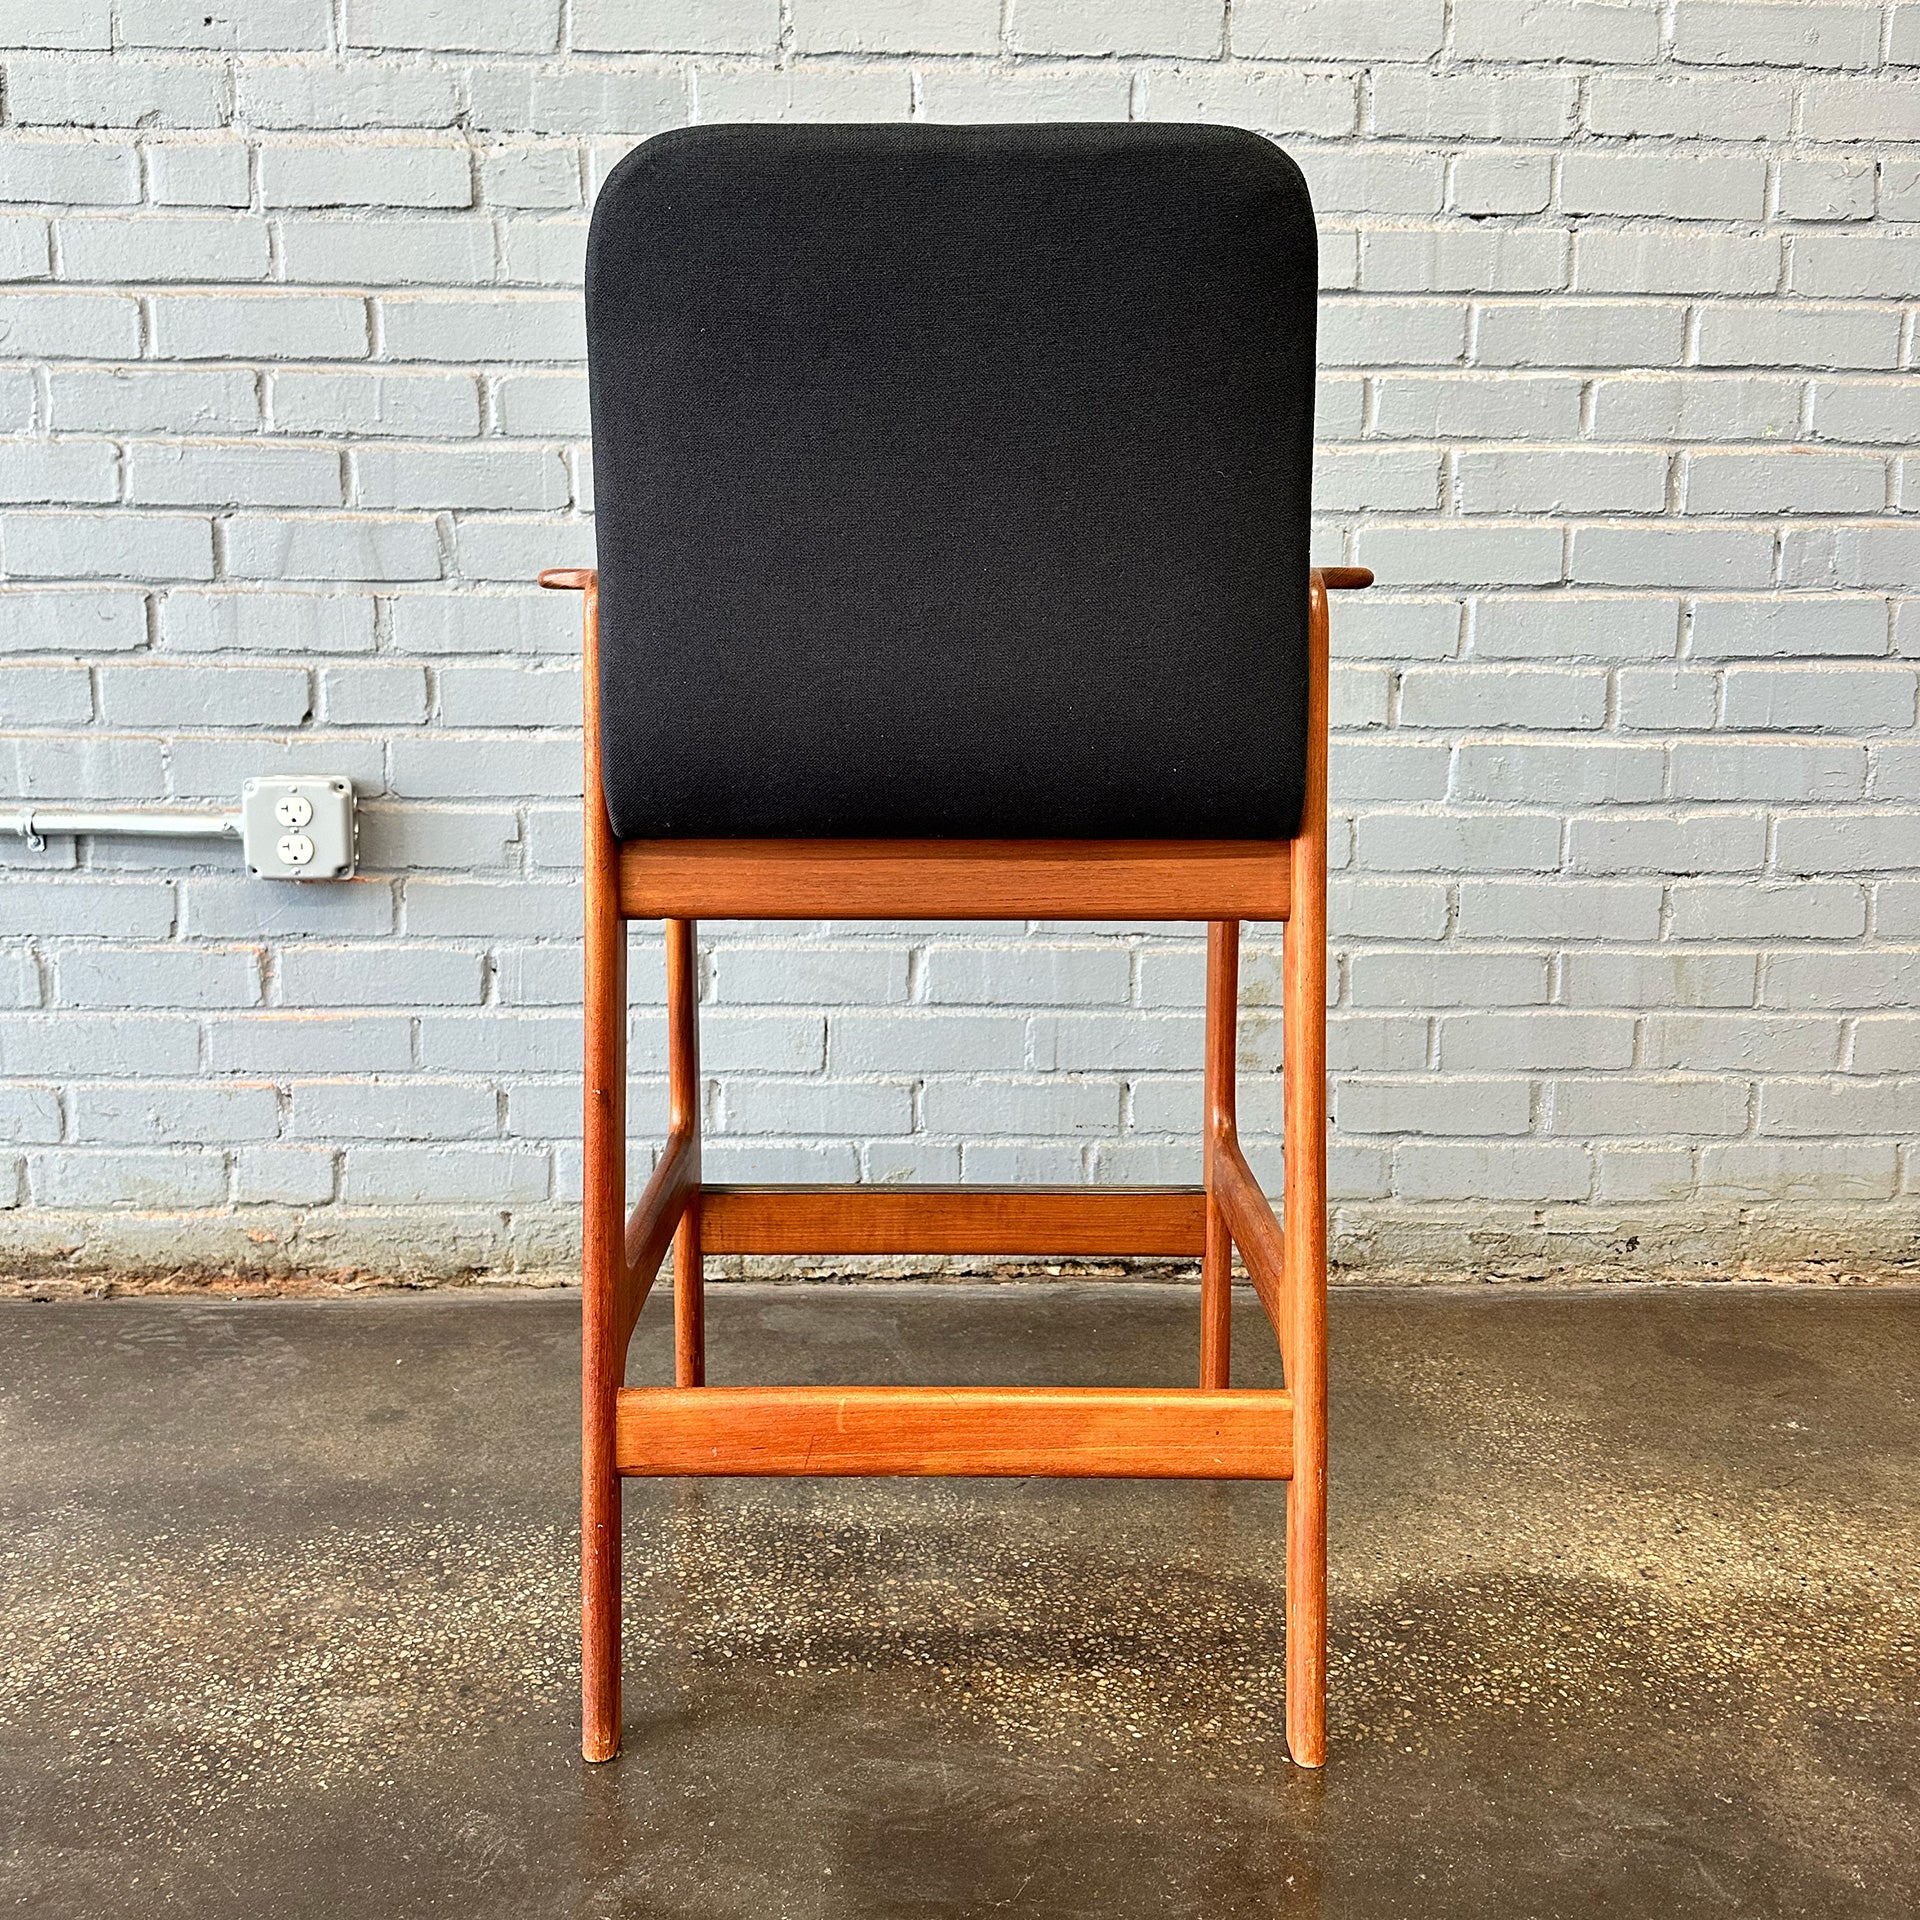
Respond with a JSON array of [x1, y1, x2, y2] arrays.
[[241, 777, 356, 880]]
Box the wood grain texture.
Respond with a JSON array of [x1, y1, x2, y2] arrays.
[[620, 838, 1292, 923], [1211, 1133, 1289, 1360], [698, 1184, 1208, 1255], [618, 1126, 695, 1352], [1201, 919, 1238, 1390], [664, 919, 705, 1388], [1284, 569, 1336, 1770], [616, 1385, 1295, 1480], [578, 573, 624, 1765]]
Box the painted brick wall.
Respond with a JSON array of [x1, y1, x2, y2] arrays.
[[1, 2, 1916, 1282]]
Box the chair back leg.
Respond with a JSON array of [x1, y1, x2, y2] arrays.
[[581, 576, 627, 1764], [1283, 571, 1332, 1768], [1200, 920, 1239, 1390]]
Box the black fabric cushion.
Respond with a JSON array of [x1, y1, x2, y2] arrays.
[[586, 122, 1318, 841]]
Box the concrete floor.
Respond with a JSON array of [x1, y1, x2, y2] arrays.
[[1, 1283, 1915, 1919]]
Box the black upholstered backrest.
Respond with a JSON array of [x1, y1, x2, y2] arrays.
[[586, 123, 1318, 841]]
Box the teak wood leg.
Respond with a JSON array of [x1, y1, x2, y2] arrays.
[[1200, 920, 1238, 1391], [577, 573, 625, 1764], [1283, 571, 1333, 1769], [547, 562, 1360, 1770], [665, 919, 705, 1389]]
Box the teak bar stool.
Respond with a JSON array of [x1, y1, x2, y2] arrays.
[[542, 123, 1371, 1769]]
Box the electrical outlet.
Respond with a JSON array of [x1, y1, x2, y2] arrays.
[[242, 777, 356, 880]]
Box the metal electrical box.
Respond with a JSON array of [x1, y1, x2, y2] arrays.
[[241, 777, 357, 880]]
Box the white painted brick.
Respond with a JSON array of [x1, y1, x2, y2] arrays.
[[0, 140, 140, 215], [378, 293, 583, 363], [1588, 376, 1802, 444], [1371, 69, 1576, 140], [918, 63, 1133, 122], [1790, 234, 1920, 302], [1437, 1011, 1635, 1071], [1617, 667, 1719, 731], [714, 945, 909, 1007], [1314, 446, 1441, 514], [1851, 1018, 1920, 1073], [1763, 949, 1920, 1009], [1139, 66, 1355, 135], [35, 1149, 226, 1208], [1782, 525, 1920, 592], [129, 443, 342, 509], [233, 1145, 334, 1205], [1584, 71, 1794, 139], [279, 944, 483, 1007], [362, 803, 521, 873], [0, 0, 111, 49], [1355, 809, 1563, 874], [319, 662, 428, 726], [1572, 230, 1780, 297], [186, 879, 392, 939], [166, 733, 383, 800], [0, 441, 118, 505], [160, 589, 373, 655], [5, 56, 229, 128], [1811, 381, 1920, 449], [1319, 297, 1468, 367], [1671, 738, 1866, 802], [794, 0, 1000, 53], [1474, 300, 1685, 369], [50, 368, 255, 434], [1567, 810, 1766, 874], [1453, 0, 1660, 62], [1758, 1076, 1920, 1138], [1453, 739, 1664, 804], [1338, 1075, 1531, 1136], [343, 1144, 547, 1205], [1456, 448, 1666, 516], [922, 1076, 1119, 1137], [222, 513, 440, 582], [120, 0, 327, 50], [147, 153, 252, 225], [286, 1078, 496, 1141], [1594, 1145, 1701, 1202], [1361, 228, 1568, 296], [1561, 152, 1766, 223], [1550, 1074, 1747, 1136], [1395, 1140, 1592, 1202], [0, 1013, 197, 1075], [433, 664, 578, 728], [1349, 949, 1551, 1007], [694, 64, 909, 123], [479, 147, 581, 211], [0, 217, 52, 281], [98, 664, 310, 728], [1356, 522, 1564, 588], [1776, 158, 1877, 223], [1400, 664, 1607, 729], [404, 880, 575, 936], [1672, 1, 1881, 68], [1375, 375, 1584, 442], [0, 291, 141, 357], [1699, 1139, 1897, 1200], [235, 61, 463, 131], [1669, 879, 1867, 940], [1235, 0, 1444, 59], [277, 217, 496, 288], [1327, 595, 1461, 661], [3, 512, 214, 580], [1687, 597, 1887, 660], [0, 662, 91, 725], [1011, 0, 1222, 56], [62, 214, 274, 284], [152, 293, 369, 361], [1568, 523, 1773, 591], [1695, 302, 1902, 372], [0, 588, 146, 654], [1296, 150, 1447, 218], [385, 591, 575, 656], [475, 67, 685, 137], [1450, 152, 1553, 218], [272, 371, 481, 439], [1800, 78, 1920, 142], [1327, 1012, 1429, 1070], [208, 1013, 412, 1075], [1455, 878, 1663, 941], [344, 0, 559, 53], [1645, 1012, 1841, 1073], [1774, 811, 1920, 875], [262, 142, 472, 211], [352, 445, 567, 511], [575, 0, 778, 51], [1722, 667, 1915, 733], [55, 944, 259, 1010], [0, 880, 172, 938], [4, 735, 165, 799]]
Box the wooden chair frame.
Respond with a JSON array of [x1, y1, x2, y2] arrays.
[[544, 563, 1372, 1770]]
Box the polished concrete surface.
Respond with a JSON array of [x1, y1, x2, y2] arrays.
[[2, 1282, 1916, 1918]]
